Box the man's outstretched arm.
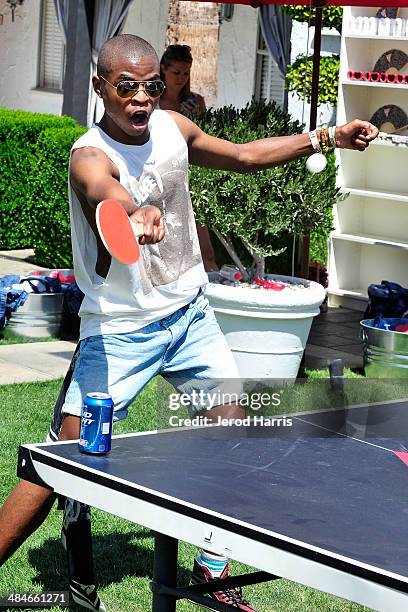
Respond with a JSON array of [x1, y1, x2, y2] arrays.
[[171, 113, 378, 172]]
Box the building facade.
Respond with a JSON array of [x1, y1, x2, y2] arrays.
[[0, 0, 340, 128]]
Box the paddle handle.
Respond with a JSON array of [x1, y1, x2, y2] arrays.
[[131, 219, 145, 239]]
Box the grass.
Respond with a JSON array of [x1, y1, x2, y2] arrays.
[[0, 327, 58, 345], [0, 375, 392, 612]]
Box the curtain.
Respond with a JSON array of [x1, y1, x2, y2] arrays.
[[55, 0, 133, 126], [87, 0, 134, 126], [259, 5, 292, 78], [54, 0, 69, 42]]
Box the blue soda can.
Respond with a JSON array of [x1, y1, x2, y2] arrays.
[[79, 392, 114, 455]]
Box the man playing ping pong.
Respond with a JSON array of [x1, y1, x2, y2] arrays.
[[0, 34, 378, 611]]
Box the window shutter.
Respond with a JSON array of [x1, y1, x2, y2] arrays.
[[39, 0, 65, 90], [259, 53, 269, 101], [268, 60, 285, 107], [255, 27, 285, 108]]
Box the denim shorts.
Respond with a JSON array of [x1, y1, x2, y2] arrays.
[[62, 292, 241, 421]]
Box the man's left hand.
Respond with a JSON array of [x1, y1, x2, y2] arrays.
[[130, 204, 164, 245], [335, 120, 379, 151]]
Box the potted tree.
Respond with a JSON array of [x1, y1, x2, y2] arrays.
[[190, 100, 339, 379]]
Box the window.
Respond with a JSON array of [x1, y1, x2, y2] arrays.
[[38, 0, 65, 91], [254, 26, 285, 109], [219, 4, 234, 22]]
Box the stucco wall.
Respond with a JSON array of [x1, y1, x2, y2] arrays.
[[0, 0, 168, 116], [0, 1, 63, 115], [122, 0, 169, 57], [218, 5, 258, 110]]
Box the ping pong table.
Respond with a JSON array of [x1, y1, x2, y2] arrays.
[[18, 399, 408, 611]]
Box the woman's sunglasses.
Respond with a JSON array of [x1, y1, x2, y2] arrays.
[[99, 76, 166, 99]]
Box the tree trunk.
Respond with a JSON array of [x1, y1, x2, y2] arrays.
[[241, 237, 265, 279], [212, 229, 249, 281]]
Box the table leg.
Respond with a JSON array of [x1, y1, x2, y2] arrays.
[[151, 532, 178, 612]]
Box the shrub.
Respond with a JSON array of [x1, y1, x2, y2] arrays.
[[29, 126, 86, 268], [282, 5, 343, 32], [286, 55, 340, 106], [190, 100, 339, 278], [0, 109, 77, 249]]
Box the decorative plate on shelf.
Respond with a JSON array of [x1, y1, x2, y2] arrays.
[[373, 50, 408, 75], [376, 7, 399, 19], [370, 105, 408, 133]]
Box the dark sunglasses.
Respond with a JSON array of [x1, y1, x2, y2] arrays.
[[99, 76, 166, 99]]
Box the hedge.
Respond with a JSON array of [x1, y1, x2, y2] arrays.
[[29, 126, 86, 267], [0, 108, 77, 250]]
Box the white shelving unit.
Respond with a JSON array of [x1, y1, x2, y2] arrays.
[[328, 6, 408, 311]]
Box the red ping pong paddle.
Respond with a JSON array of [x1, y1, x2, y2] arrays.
[[96, 199, 144, 265]]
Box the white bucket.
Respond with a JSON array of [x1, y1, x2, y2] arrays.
[[9, 293, 64, 338], [361, 318, 408, 378]]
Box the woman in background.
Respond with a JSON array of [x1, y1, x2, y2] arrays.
[[160, 43, 206, 115], [160, 44, 217, 271]]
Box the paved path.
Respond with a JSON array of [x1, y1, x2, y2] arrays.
[[0, 340, 76, 385], [305, 308, 364, 370], [0, 250, 76, 383], [0, 249, 48, 277]]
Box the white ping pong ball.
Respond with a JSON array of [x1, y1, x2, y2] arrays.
[[306, 153, 327, 174]]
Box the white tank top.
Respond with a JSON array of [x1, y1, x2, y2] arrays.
[[69, 109, 207, 339]]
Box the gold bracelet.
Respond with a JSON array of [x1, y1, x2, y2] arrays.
[[319, 127, 330, 154]]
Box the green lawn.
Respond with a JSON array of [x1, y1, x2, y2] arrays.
[[0, 327, 58, 345], [0, 376, 387, 611]]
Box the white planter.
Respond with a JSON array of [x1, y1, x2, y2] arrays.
[[204, 274, 326, 380]]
